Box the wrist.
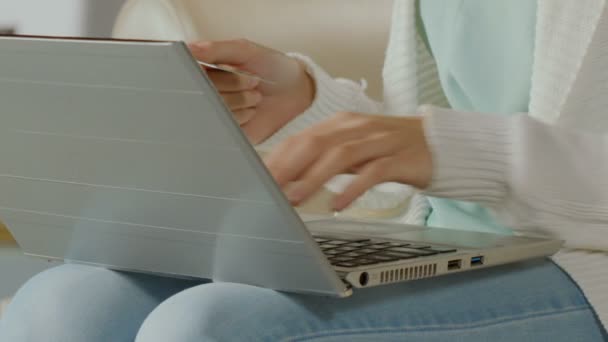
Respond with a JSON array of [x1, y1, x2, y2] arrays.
[[288, 58, 316, 118], [400, 116, 433, 189]]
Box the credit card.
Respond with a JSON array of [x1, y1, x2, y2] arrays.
[[197, 60, 276, 85]]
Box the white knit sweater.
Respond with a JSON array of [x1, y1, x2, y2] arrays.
[[260, 0, 608, 330]]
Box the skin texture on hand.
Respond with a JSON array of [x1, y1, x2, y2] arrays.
[[188, 39, 315, 144], [264, 112, 433, 211]]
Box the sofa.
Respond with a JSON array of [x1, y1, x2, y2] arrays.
[[0, 222, 13, 244], [112, 0, 393, 100], [0, 0, 395, 319]]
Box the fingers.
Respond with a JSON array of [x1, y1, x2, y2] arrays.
[[205, 66, 262, 123], [207, 69, 262, 125], [282, 137, 396, 205], [188, 39, 256, 65], [232, 108, 256, 125], [333, 157, 397, 211], [264, 134, 326, 187], [221, 90, 262, 111], [261, 112, 429, 211], [264, 113, 377, 186], [207, 70, 259, 92]]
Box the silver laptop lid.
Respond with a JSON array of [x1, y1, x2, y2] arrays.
[[0, 36, 347, 296]]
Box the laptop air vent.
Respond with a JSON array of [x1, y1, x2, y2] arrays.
[[379, 263, 437, 284]]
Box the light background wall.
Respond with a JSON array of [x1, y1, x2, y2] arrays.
[[84, 0, 126, 37], [0, 0, 125, 37]]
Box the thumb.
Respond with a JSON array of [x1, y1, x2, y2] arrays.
[[188, 39, 256, 65]]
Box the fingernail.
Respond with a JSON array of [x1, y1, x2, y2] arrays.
[[332, 199, 344, 212], [248, 78, 260, 88], [332, 196, 349, 212], [285, 182, 306, 204]]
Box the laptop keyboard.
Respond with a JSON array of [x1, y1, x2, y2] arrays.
[[314, 236, 457, 268]]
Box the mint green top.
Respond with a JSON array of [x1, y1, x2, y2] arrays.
[[418, 0, 537, 233]]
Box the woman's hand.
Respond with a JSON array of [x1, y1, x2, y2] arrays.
[[188, 39, 315, 144], [264, 112, 433, 211]]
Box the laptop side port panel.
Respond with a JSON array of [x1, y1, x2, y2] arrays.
[[345, 263, 439, 288], [470, 256, 484, 267], [358, 272, 370, 286], [448, 259, 462, 271]]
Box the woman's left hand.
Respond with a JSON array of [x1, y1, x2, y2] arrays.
[[264, 111, 434, 211]]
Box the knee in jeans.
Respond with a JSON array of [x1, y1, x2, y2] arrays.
[[2, 265, 92, 328], [1, 264, 142, 341], [137, 282, 290, 342]]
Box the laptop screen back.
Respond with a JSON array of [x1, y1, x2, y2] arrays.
[[0, 37, 346, 295]]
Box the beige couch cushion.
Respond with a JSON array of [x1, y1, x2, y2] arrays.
[[113, 0, 393, 99], [0, 297, 10, 318], [0, 222, 14, 243]]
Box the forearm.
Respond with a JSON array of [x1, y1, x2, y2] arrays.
[[421, 105, 608, 251], [257, 54, 382, 151]]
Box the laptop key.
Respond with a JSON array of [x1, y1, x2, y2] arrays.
[[386, 247, 438, 256], [330, 256, 356, 262], [342, 252, 367, 258], [335, 262, 357, 268], [325, 240, 352, 245], [368, 244, 391, 250], [425, 246, 457, 253], [324, 249, 343, 255], [315, 236, 366, 243], [366, 254, 399, 262], [319, 244, 339, 250], [357, 248, 380, 255], [344, 242, 369, 248], [353, 258, 380, 266], [334, 246, 359, 252], [384, 242, 410, 247], [407, 244, 432, 249], [381, 251, 420, 259]]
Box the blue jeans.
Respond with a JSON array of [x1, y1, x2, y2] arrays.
[[1, 259, 606, 341]]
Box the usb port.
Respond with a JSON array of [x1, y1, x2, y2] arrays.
[[471, 256, 484, 266], [447, 259, 462, 271]]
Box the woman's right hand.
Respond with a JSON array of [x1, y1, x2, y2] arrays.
[[188, 39, 315, 144]]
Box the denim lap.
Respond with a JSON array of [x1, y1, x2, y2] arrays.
[[0, 264, 204, 342], [136, 259, 605, 341], [1, 259, 605, 342]]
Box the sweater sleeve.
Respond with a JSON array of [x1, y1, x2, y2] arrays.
[[256, 54, 420, 218], [256, 53, 382, 150], [421, 105, 608, 251]]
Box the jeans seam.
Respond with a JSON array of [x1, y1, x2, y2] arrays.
[[282, 305, 591, 342], [550, 259, 608, 339]]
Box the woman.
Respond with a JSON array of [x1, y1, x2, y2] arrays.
[[1, 0, 607, 340]]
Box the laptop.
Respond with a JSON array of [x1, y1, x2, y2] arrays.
[[0, 36, 562, 297]]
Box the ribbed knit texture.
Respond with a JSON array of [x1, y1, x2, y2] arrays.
[[257, 54, 381, 152], [259, 0, 608, 330], [422, 106, 511, 206], [529, 0, 605, 125]]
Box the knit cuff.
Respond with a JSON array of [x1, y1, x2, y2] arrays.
[[257, 53, 369, 150], [420, 105, 513, 206]]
